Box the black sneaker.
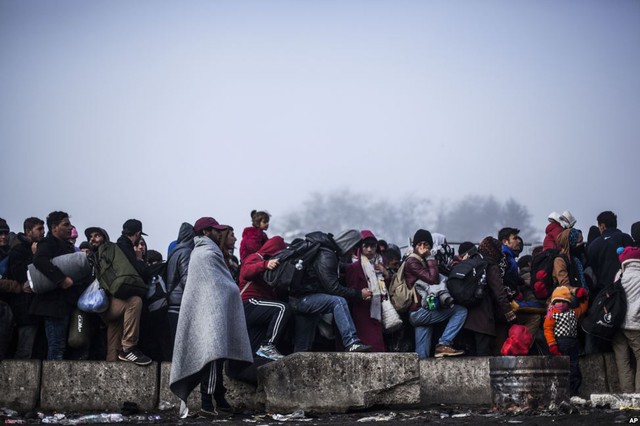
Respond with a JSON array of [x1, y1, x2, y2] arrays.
[[118, 347, 152, 366], [215, 397, 234, 415], [346, 342, 372, 353]]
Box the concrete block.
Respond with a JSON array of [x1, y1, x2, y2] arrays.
[[0, 360, 41, 412], [579, 354, 606, 398], [40, 361, 158, 411], [591, 393, 640, 409], [158, 362, 258, 413], [603, 352, 621, 393], [420, 357, 491, 405], [258, 352, 420, 414]]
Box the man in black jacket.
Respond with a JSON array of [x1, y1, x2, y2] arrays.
[[289, 230, 373, 353], [587, 211, 633, 294], [30, 211, 79, 360], [8, 217, 45, 358]]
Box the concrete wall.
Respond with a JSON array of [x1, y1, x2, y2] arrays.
[[0, 353, 622, 413]]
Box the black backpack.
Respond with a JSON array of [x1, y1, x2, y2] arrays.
[[145, 262, 168, 313], [530, 249, 561, 300], [447, 254, 488, 307], [263, 239, 321, 292], [582, 277, 627, 341]]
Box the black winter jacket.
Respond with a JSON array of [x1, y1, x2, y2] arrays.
[[290, 232, 359, 300], [29, 234, 83, 318], [7, 233, 38, 325], [587, 228, 634, 292]]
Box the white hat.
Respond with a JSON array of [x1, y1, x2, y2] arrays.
[[559, 210, 577, 229], [548, 211, 561, 224]]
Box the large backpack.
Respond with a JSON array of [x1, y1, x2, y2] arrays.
[[582, 277, 627, 341], [145, 262, 168, 313], [447, 255, 488, 307], [263, 239, 321, 292], [388, 253, 423, 313], [96, 242, 147, 300], [530, 249, 561, 300]]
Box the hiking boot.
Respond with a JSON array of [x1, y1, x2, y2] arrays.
[[256, 344, 285, 361], [434, 344, 464, 358], [118, 347, 152, 366], [346, 342, 372, 353]]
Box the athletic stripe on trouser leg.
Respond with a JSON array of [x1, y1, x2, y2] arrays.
[[249, 299, 287, 345], [206, 360, 217, 395]]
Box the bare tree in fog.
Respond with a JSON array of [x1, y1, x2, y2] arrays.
[[274, 191, 540, 245]]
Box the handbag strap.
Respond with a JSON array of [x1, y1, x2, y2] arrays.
[[240, 281, 252, 297]]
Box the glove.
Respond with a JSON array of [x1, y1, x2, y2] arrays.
[[574, 288, 588, 300], [549, 344, 561, 356]]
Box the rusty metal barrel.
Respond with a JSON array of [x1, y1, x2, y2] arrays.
[[490, 356, 570, 411]]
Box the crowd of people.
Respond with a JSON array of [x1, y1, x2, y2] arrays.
[[1, 209, 639, 416]]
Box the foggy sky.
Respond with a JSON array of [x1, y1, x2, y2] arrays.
[[1, 0, 639, 254]]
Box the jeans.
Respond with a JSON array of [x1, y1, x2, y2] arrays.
[[290, 294, 360, 350], [409, 304, 467, 359], [44, 316, 70, 360]]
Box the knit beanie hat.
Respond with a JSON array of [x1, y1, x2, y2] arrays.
[[618, 246, 640, 265], [334, 229, 362, 255], [0, 218, 9, 233], [458, 241, 476, 257], [412, 229, 433, 248], [551, 286, 572, 304], [631, 221, 640, 243]]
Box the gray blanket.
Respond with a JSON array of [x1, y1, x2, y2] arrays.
[[169, 236, 253, 403], [27, 252, 92, 293]]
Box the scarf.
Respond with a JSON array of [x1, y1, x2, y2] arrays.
[[479, 237, 506, 277], [568, 228, 587, 288], [361, 254, 386, 321]]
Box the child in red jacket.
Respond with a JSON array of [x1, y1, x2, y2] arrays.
[[239, 210, 270, 262], [544, 285, 588, 396]]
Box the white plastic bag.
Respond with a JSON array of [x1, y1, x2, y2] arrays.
[[78, 278, 109, 313], [381, 298, 403, 333]]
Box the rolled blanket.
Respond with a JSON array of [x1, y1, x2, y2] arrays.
[[27, 252, 92, 293]]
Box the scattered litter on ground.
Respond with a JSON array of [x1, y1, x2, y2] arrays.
[[157, 400, 174, 411], [0, 409, 18, 418], [570, 396, 588, 406], [451, 412, 470, 418], [356, 412, 397, 422], [271, 409, 311, 422]]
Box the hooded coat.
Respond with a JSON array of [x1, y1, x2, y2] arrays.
[[543, 221, 564, 251], [169, 236, 253, 403], [239, 236, 287, 301], [239, 226, 268, 263], [618, 259, 640, 331], [165, 223, 195, 311]]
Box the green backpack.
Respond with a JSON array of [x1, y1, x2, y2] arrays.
[[96, 242, 147, 300]]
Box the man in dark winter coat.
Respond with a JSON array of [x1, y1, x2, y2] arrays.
[[165, 222, 195, 352], [587, 211, 633, 293], [29, 211, 80, 360], [289, 229, 373, 353], [7, 217, 45, 358]]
